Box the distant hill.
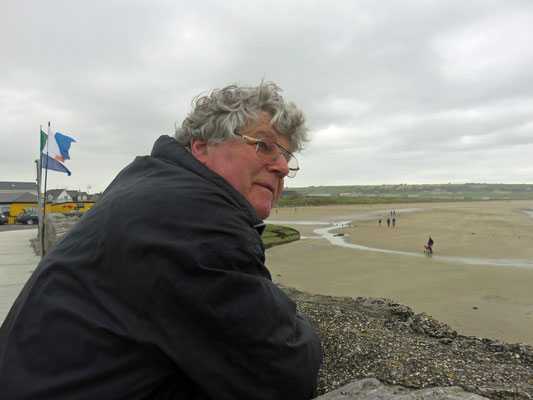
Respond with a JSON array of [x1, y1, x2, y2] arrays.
[[282, 183, 533, 201]]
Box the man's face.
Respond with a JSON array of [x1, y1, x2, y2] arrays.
[[191, 114, 290, 219]]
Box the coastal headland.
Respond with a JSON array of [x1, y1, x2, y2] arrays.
[[266, 200, 533, 346]]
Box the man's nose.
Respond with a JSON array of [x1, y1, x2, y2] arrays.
[[266, 155, 290, 177]]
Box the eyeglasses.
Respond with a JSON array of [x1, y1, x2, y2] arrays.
[[234, 131, 299, 178]]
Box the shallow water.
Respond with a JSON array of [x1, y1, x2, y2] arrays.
[[269, 206, 533, 269], [522, 209, 533, 218]]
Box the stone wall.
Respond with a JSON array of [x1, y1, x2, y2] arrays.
[[315, 378, 488, 399], [284, 286, 532, 399], [31, 213, 83, 255]]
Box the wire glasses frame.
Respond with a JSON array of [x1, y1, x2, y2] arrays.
[[233, 131, 300, 178]]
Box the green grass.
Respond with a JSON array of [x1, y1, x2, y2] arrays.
[[276, 196, 461, 208], [284, 183, 533, 201], [262, 224, 300, 249]]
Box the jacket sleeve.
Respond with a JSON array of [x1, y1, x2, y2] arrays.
[[141, 240, 322, 400]]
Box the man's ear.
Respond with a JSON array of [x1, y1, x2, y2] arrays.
[[190, 137, 209, 164]]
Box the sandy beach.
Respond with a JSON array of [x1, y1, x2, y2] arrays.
[[266, 200, 533, 345]]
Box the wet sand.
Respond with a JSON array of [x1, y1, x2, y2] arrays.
[[266, 200, 533, 345]]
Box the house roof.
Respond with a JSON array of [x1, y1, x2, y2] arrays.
[[0, 192, 38, 204], [0, 183, 98, 204], [0, 181, 37, 193], [66, 190, 90, 199], [45, 189, 96, 202], [45, 189, 67, 199]]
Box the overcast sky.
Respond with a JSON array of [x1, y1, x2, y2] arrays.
[[2, 0, 532, 193]]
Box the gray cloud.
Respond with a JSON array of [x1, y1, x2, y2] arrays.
[[1, 0, 532, 192]]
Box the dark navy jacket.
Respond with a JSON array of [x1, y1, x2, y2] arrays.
[[0, 135, 322, 399]]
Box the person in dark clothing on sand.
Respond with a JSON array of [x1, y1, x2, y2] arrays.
[[426, 236, 435, 253], [0, 82, 322, 399]]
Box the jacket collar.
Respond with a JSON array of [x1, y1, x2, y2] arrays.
[[151, 135, 265, 233]]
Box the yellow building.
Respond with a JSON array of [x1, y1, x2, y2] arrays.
[[0, 182, 98, 224], [0, 182, 39, 224]]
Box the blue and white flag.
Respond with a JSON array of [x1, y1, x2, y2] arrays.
[[40, 124, 76, 175]]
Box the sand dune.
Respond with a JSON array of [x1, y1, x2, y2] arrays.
[[266, 200, 533, 345]]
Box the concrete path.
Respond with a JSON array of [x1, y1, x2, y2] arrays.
[[0, 229, 40, 324]]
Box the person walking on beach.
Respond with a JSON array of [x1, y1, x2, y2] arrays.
[[392, 217, 396, 227], [0, 82, 322, 399], [387, 218, 391, 227], [379, 218, 382, 227], [426, 236, 434, 253]]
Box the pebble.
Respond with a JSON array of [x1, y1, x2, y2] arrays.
[[280, 285, 533, 399]]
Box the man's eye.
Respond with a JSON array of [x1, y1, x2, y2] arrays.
[[257, 141, 270, 151]]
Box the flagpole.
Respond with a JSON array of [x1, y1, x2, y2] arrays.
[[37, 125, 45, 258], [42, 122, 51, 257]]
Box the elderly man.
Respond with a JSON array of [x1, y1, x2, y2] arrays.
[[0, 82, 322, 399]]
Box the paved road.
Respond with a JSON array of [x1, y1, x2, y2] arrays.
[[0, 224, 38, 232], [0, 229, 40, 324]]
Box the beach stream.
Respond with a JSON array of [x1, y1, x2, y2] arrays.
[[269, 206, 533, 268]]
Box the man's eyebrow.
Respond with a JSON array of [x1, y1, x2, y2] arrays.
[[255, 130, 279, 140], [249, 129, 270, 137], [247, 129, 292, 150]]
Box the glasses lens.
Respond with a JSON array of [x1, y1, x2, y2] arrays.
[[255, 138, 299, 178], [287, 157, 299, 178], [256, 139, 276, 159]]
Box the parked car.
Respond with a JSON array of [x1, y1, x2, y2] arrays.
[[16, 212, 39, 225], [0, 214, 8, 225]]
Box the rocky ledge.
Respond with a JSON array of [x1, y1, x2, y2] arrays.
[[280, 286, 533, 400]]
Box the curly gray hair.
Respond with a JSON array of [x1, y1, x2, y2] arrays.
[[174, 82, 309, 153]]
